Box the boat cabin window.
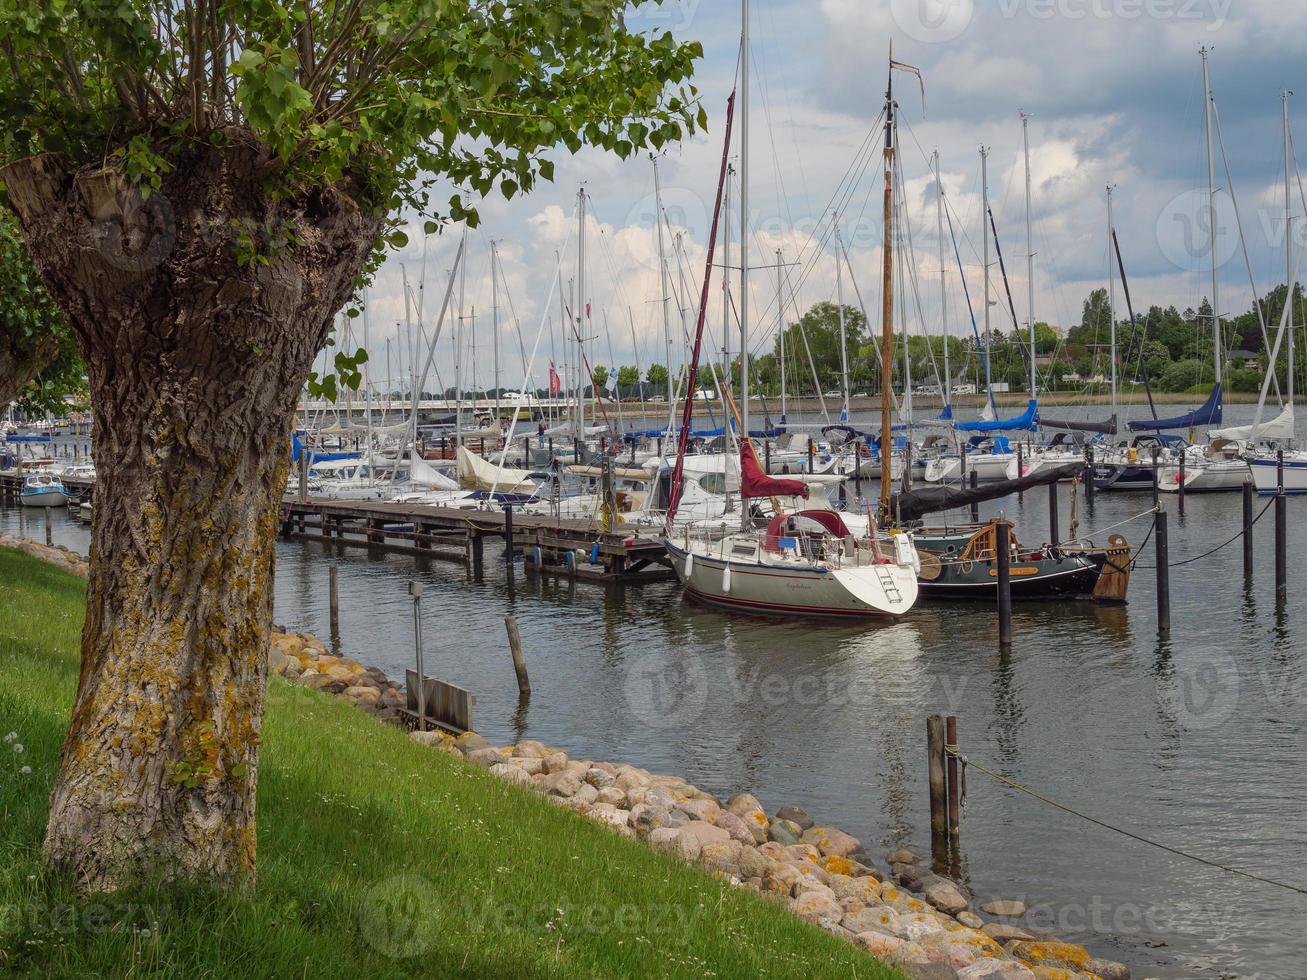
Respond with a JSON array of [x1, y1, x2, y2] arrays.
[[697, 473, 727, 495]]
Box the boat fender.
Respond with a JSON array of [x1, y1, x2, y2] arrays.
[[532, 546, 542, 567], [590, 541, 601, 564], [684, 552, 694, 576], [722, 564, 732, 593], [565, 550, 576, 571]]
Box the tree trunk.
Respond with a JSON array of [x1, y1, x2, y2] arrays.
[[2, 135, 381, 894], [0, 332, 60, 407]]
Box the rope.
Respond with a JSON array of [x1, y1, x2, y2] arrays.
[[1134, 497, 1274, 570], [946, 748, 1307, 897]]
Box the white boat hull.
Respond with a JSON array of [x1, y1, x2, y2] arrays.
[[924, 453, 1015, 484], [20, 489, 69, 507], [1249, 455, 1307, 494], [665, 540, 917, 618], [1157, 459, 1250, 492]]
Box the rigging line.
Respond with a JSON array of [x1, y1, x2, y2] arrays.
[[894, 148, 946, 400], [947, 748, 1307, 897], [944, 198, 994, 415], [1134, 495, 1275, 569]]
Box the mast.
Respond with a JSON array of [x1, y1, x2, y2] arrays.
[[981, 144, 992, 405], [879, 48, 895, 516], [1285, 90, 1295, 412], [836, 224, 850, 422], [935, 150, 950, 412], [1107, 185, 1117, 418], [1022, 112, 1036, 402], [723, 163, 733, 378], [652, 157, 676, 418], [739, 0, 751, 526], [776, 247, 787, 423], [362, 286, 374, 456], [492, 241, 501, 421], [455, 228, 467, 446], [1201, 46, 1222, 385], [577, 187, 586, 437]]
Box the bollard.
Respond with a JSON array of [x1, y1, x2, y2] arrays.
[[503, 504, 515, 560], [505, 616, 531, 695], [45, 507, 53, 547], [410, 582, 426, 730], [996, 520, 1012, 647], [1155, 510, 1170, 637], [1151, 447, 1160, 509], [1177, 453, 1186, 515], [1048, 481, 1059, 548], [926, 715, 947, 843], [1084, 447, 1095, 508], [969, 470, 979, 523], [1275, 489, 1287, 604], [1243, 481, 1255, 581], [945, 715, 960, 837], [328, 566, 340, 650]]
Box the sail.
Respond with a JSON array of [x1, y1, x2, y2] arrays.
[[1038, 413, 1118, 435], [1210, 403, 1294, 442], [954, 399, 1038, 433], [409, 453, 459, 490], [891, 460, 1083, 522], [739, 441, 809, 499], [456, 445, 535, 493], [1126, 384, 1222, 432]]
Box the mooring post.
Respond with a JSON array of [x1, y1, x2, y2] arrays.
[[410, 581, 426, 731], [44, 507, 52, 547], [1017, 443, 1025, 500], [1178, 453, 1186, 515], [328, 566, 340, 651], [1155, 509, 1170, 637], [807, 438, 815, 474], [1048, 480, 1059, 548], [1243, 480, 1255, 581], [969, 470, 979, 523], [945, 715, 960, 838], [996, 520, 1012, 647], [901, 439, 912, 492], [1084, 447, 1095, 509], [298, 451, 308, 502], [1151, 446, 1160, 509], [505, 615, 531, 695], [655, 436, 662, 460], [927, 715, 947, 844], [764, 440, 771, 475], [1276, 495, 1288, 606], [503, 503, 515, 560]]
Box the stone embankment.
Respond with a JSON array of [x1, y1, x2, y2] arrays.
[[7, 535, 1129, 980]]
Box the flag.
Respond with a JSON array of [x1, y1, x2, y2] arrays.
[[605, 370, 618, 393], [585, 302, 591, 319], [548, 361, 561, 395]]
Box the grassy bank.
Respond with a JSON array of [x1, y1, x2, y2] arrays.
[[0, 547, 895, 979]]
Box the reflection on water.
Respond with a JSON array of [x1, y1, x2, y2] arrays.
[[3, 449, 1305, 977]]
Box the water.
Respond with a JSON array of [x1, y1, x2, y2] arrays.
[[7, 408, 1306, 979]]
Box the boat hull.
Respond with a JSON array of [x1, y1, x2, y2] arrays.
[[19, 489, 69, 507], [1157, 459, 1250, 492], [924, 454, 1015, 485], [918, 556, 1102, 600], [1249, 456, 1307, 494]]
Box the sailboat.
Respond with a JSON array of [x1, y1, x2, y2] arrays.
[[664, 34, 919, 619]]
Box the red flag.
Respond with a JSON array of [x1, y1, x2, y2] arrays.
[[585, 302, 591, 319], [548, 361, 561, 395]]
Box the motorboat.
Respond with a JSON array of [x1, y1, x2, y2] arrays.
[[1157, 438, 1251, 493], [19, 472, 69, 507]]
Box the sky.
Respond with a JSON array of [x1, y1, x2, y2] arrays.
[[346, 0, 1307, 396]]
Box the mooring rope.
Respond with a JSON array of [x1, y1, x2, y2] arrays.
[[945, 747, 1307, 897], [1133, 497, 1275, 570]]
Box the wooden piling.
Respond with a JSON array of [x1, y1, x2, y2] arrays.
[[503, 504, 514, 560], [1084, 447, 1095, 508], [44, 507, 52, 547], [298, 451, 309, 502], [505, 615, 531, 695], [927, 715, 947, 842], [1048, 481, 1059, 547], [1275, 490, 1287, 604], [969, 470, 979, 523], [1155, 509, 1170, 637], [1243, 480, 1255, 581], [1017, 443, 1024, 500], [328, 566, 340, 648], [996, 520, 1012, 647], [807, 439, 815, 474], [410, 582, 426, 730], [945, 715, 960, 837], [1151, 446, 1160, 509], [764, 440, 771, 474], [1177, 453, 1186, 515]]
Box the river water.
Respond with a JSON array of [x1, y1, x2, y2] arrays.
[[4, 406, 1304, 979]]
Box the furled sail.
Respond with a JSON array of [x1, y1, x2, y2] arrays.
[[1127, 384, 1222, 432], [456, 445, 535, 493], [1038, 413, 1118, 435], [1210, 403, 1294, 442], [953, 399, 1038, 433], [891, 461, 1083, 522], [739, 441, 808, 499]]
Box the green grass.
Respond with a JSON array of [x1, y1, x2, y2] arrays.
[[0, 547, 897, 979]]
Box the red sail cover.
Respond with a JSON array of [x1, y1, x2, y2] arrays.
[[740, 440, 808, 499]]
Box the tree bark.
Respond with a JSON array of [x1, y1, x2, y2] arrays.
[[2, 134, 381, 894]]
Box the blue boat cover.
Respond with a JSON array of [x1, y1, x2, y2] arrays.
[[953, 399, 1038, 433], [1126, 384, 1222, 432], [4, 434, 52, 443]]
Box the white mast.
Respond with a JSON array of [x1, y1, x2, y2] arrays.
[[723, 163, 733, 378], [739, 0, 751, 527], [491, 241, 501, 421], [652, 157, 675, 417], [934, 150, 950, 411], [836, 223, 850, 421], [1201, 47, 1222, 386], [577, 188, 586, 438], [1107, 185, 1117, 419], [455, 228, 466, 446], [981, 144, 994, 415], [362, 286, 374, 456], [1285, 90, 1295, 414], [1022, 112, 1036, 402], [776, 247, 787, 423]]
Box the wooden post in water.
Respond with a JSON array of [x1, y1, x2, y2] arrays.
[[1276, 451, 1287, 603], [1243, 480, 1255, 581], [503, 504, 514, 561], [926, 715, 947, 843], [1016, 443, 1024, 500], [1150, 446, 1160, 509], [764, 440, 771, 474], [410, 581, 426, 731], [298, 451, 308, 502], [328, 566, 340, 651], [1177, 453, 1186, 515], [969, 470, 979, 523], [44, 507, 52, 546], [1048, 481, 1059, 547], [505, 615, 531, 695], [1155, 509, 1170, 637], [807, 439, 815, 474], [996, 520, 1012, 647], [1084, 447, 1095, 509], [945, 715, 960, 838]]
